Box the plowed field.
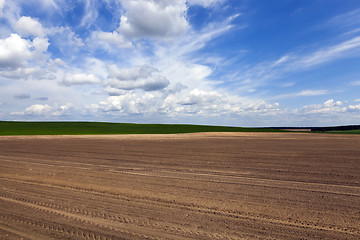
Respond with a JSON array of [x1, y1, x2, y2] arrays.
[[0, 132, 359, 239]]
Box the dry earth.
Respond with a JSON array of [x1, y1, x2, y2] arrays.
[[0, 132, 359, 240]]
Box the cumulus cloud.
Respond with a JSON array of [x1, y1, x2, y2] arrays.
[[92, 0, 233, 51], [348, 104, 360, 111], [324, 99, 342, 107], [52, 103, 75, 116], [0, 33, 49, 72], [10, 103, 79, 118], [290, 99, 360, 126], [162, 89, 237, 116], [180, 88, 221, 106], [96, 31, 132, 48], [118, 0, 189, 39], [0, 33, 50, 81], [62, 73, 101, 86], [11, 104, 52, 116], [14, 16, 46, 37], [0, 66, 44, 79], [106, 65, 170, 91], [91, 0, 191, 50], [99, 92, 159, 114], [95, 85, 282, 121], [299, 99, 346, 115], [31, 37, 50, 63], [0, 34, 32, 69], [25, 104, 51, 115]]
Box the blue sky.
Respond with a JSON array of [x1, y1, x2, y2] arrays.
[[0, 0, 360, 127]]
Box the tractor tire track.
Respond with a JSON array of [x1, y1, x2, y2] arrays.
[[0, 178, 358, 237]]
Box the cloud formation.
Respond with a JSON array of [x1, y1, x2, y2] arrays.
[[298, 99, 360, 116], [62, 73, 101, 86], [0, 34, 32, 69], [118, 0, 189, 39], [187, 0, 225, 7], [14, 16, 46, 37], [106, 65, 170, 92], [1, 1, 360, 126], [96, 31, 132, 48], [14, 104, 52, 115]]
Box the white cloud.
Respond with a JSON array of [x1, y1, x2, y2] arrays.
[[62, 73, 101, 86], [95, 85, 282, 121], [118, 0, 189, 39], [31, 37, 50, 63], [326, 8, 360, 30], [147, 20, 236, 93], [345, 28, 360, 36], [1, 66, 45, 79], [299, 99, 346, 115], [296, 36, 360, 68], [52, 103, 75, 116], [65, 30, 84, 47], [14, 16, 45, 37], [180, 88, 221, 106], [187, 0, 225, 7], [295, 90, 328, 97], [33, 37, 49, 52], [10, 103, 78, 117], [0, 33, 50, 80], [49, 26, 84, 47], [106, 65, 170, 91], [354, 99, 360, 102], [272, 55, 290, 67], [91, 14, 245, 120], [226, 35, 360, 94], [0, 34, 49, 70], [324, 99, 342, 107], [274, 89, 328, 100], [99, 92, 159, 114], [290, 99, 360, 127], [80, 0, 98, 28], [96, 31, 132, 48], [12, 104, 51, 115], [301, 89, 327, 96], [347, 104, 360, 111], [0, 34, 32, 69]]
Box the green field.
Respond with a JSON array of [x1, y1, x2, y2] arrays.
[[0, 121, 285, 135], [318, 129, 360, 134]]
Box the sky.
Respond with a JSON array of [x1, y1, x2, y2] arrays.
[[0, 0, 360, 127]]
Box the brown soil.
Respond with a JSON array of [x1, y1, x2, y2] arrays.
[[0, 132, 359, 239]]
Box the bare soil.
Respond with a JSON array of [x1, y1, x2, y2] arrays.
[[0, 132, 359, 239]]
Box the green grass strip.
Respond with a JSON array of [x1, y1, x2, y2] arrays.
[[317, 129, 360, 134], [0, 121, 284, 135]]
